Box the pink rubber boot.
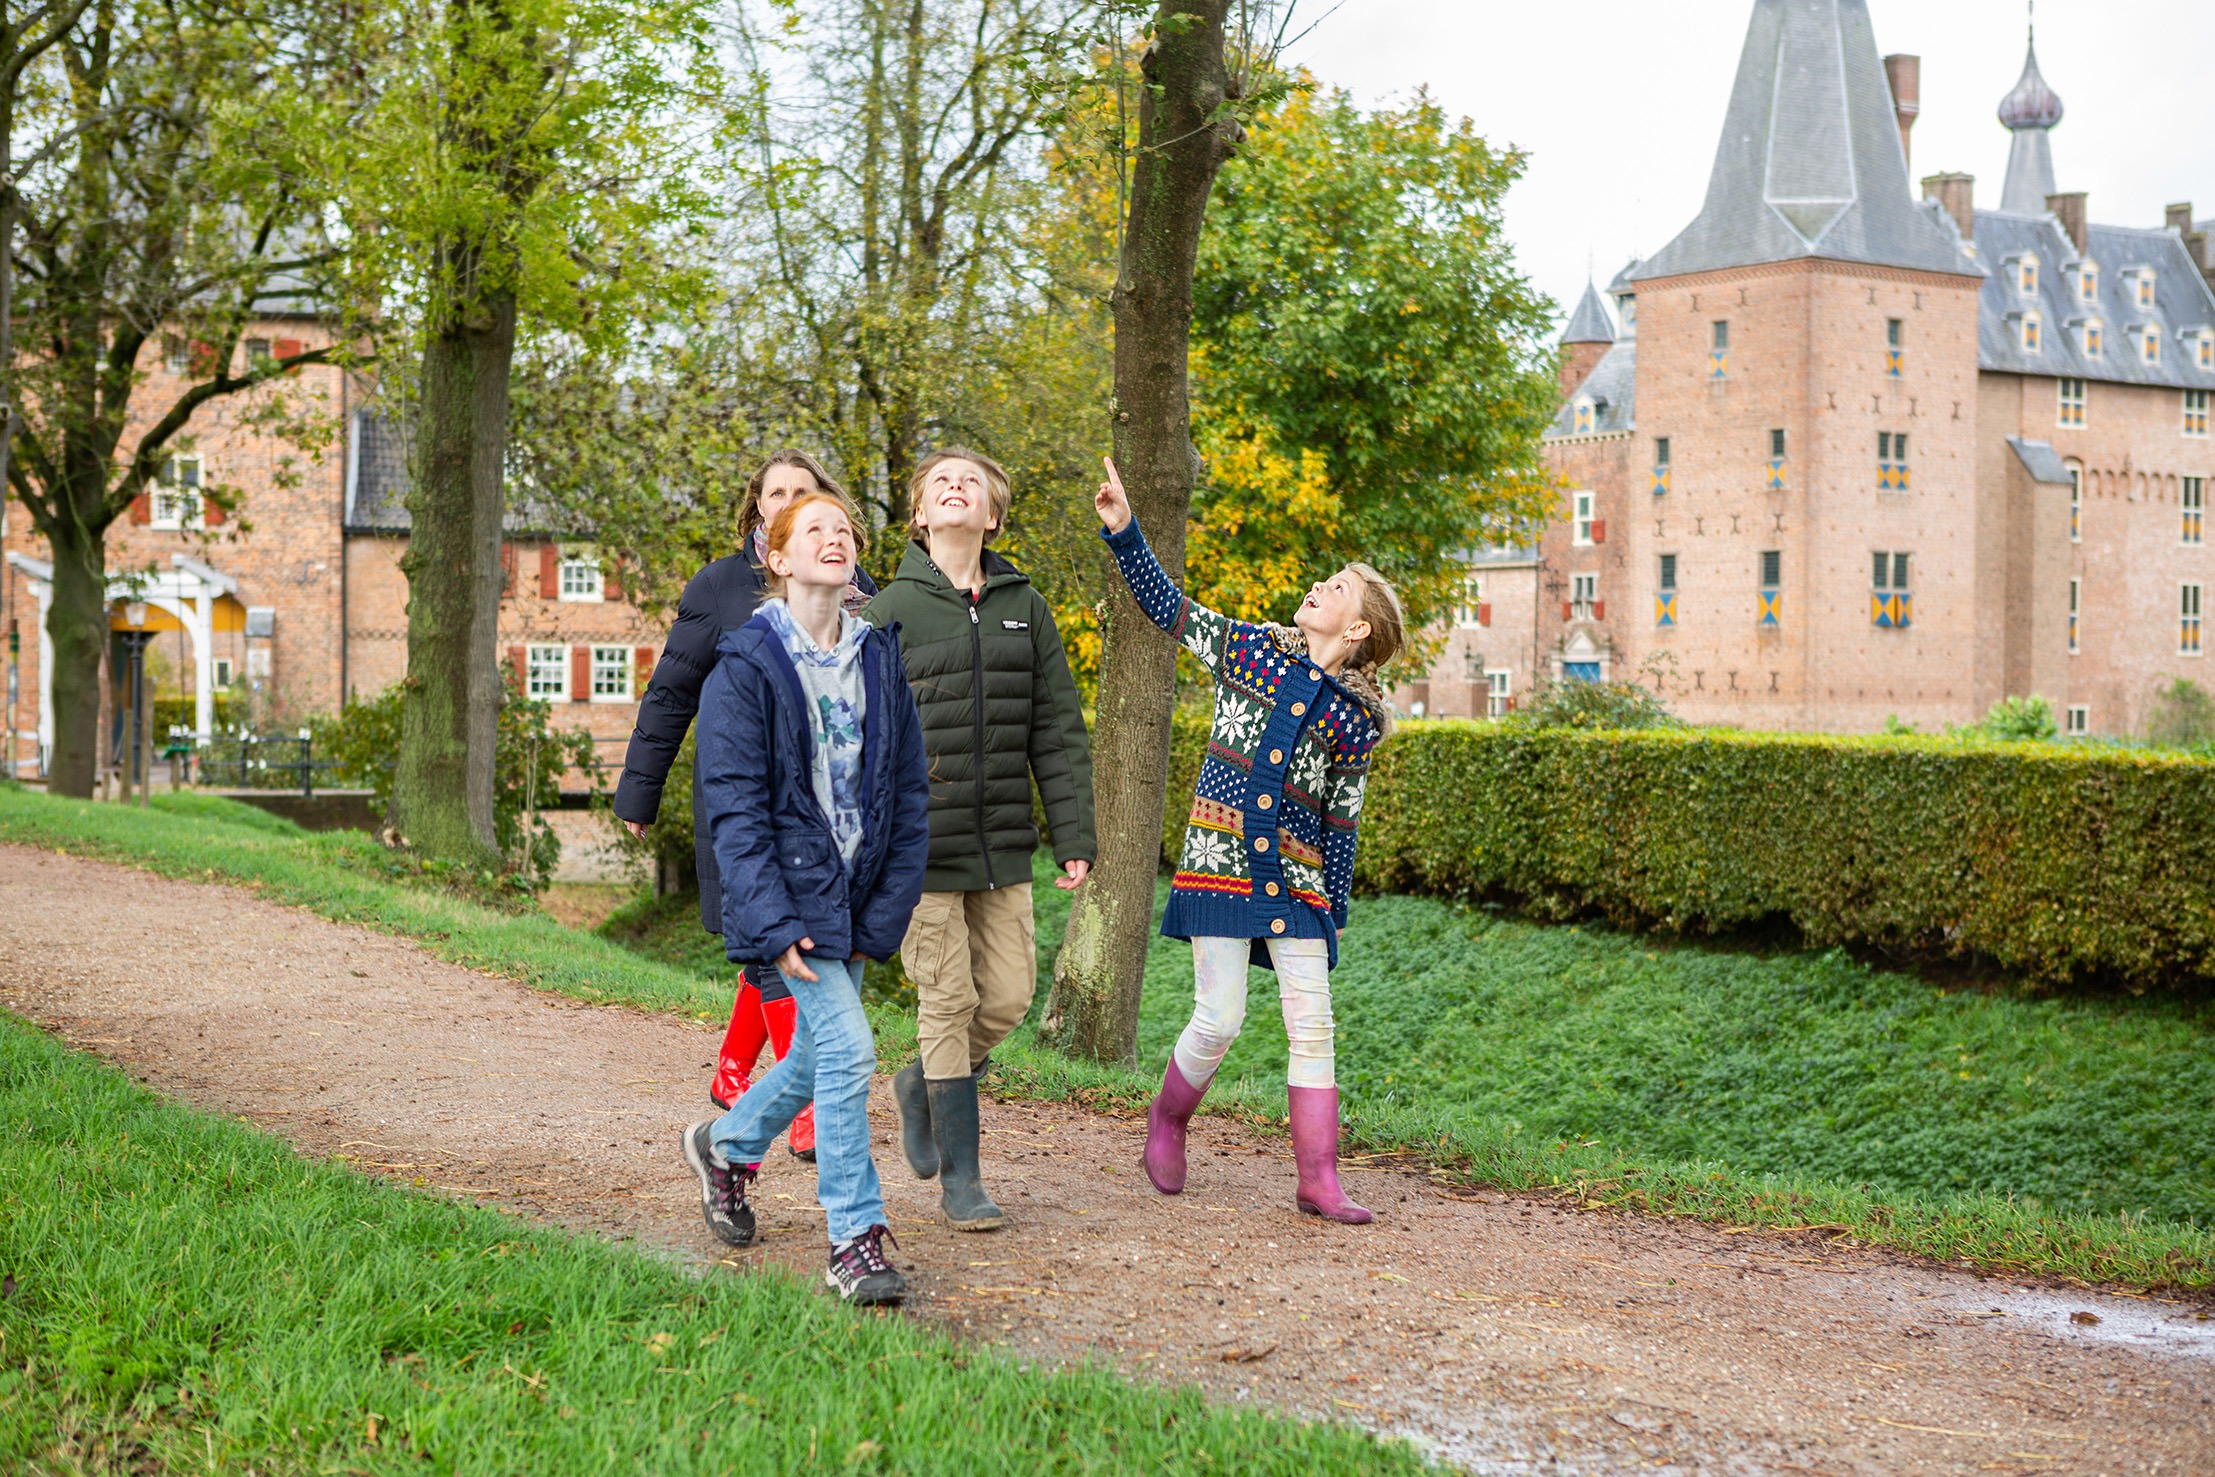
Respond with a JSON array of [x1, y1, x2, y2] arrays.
[[1288, 1085, 1372, 1224], [1142, 1058, 1210, 1195]]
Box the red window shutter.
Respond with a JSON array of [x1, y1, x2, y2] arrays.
[[1592, 599, 1606, 621], [570, 644, 589, 700], [202, 498, 225, 526], [273, 338, 302, 374], [539, 545, 559, 598], [508, 645, 526, 686], [1560, 600, 1573, 621], [1477, 602, 1492, 627], [500, 543, 516, 593], [635, 645, 654, 685], [1505, 695, 1517, 712], [604, 559, 623, 602], [1591, 518, 1607, 544], [129, 494, 152, 524]]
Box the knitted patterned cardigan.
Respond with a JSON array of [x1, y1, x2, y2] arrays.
[[1103, 519, 1384, 970]]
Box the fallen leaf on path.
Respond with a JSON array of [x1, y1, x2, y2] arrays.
[[2068, 1311, 2100, 1325], [1220, 1344, 1276, 1363]]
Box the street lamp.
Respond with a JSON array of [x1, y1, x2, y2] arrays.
[[118, 600, 154, 807]]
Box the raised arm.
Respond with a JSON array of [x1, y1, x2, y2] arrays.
[[1094, 456, 1235, 673]]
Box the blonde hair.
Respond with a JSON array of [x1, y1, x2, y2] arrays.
[[908, 446, 1013, 545], [1344, 562, 1405, 676], [742, 449, 848, 543], [760, 491, 867, 597]]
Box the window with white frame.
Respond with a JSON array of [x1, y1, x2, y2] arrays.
[[1572, 490, 1595, 545], [2186, 477, 2205, 545], [2068, 576, 2080, 654], [2012, 254, 2039, 296], [2080, 318, 2104, 358], [2058, 377, 2087, 428], [2074, 261, 2098, 303], [1570, 572, 1597, 620], [2140, 325, 2162, 365], [2183, 583, 2203, 657], [211, 657, 234, 689], [2068, 463, 2083, 541], [557, 556, 604, 602], [149, 455, 202, 527], [2018, 312, 2043, 354], [2065, 704, 2088, 736], [590, 644, 633, 701], [2196, 330, 2215, 372], [2128, 267, 2156, 310], [2186, 389, 2209, 437], [525, 644, 569, 700], [1486, 669, 1511, 719], [244, 338, 271, 369], [1454, 571, 1485, 628], [163, 336, 191, 375]]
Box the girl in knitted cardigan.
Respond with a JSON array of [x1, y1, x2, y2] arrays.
[[1092, 458, 1403, 1224]]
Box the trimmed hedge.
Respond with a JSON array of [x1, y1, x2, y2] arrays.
[[1328, 722, 2215, 991]]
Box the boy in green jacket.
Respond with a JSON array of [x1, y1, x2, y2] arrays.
[[864, 447, 1095, 1230]]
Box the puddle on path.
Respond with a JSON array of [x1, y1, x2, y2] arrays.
[[1933, 1285, 2215, 1362]]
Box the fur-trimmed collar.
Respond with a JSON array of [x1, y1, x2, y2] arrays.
[[1264, 625, 1394, 736]]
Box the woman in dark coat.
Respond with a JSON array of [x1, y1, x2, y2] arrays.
[[614, 451, 876, 1156]]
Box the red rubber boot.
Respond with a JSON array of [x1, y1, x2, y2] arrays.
[[709, 972, 769, 1111], [760, 994, 817, 1161]]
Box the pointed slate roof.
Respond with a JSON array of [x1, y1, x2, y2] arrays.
[[1997, 37, 2064, 213], [1561, 279, 1616, 344], [1628, 0, 1972, 283]]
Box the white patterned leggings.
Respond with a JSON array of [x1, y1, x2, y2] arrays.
[[1171, 935, 1337, 1091]]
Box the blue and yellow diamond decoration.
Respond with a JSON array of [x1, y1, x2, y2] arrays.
[[1651, 466, 1671, 496], [1766, 459, 1786, 492], [1656, 592, 1676, 627], [1871, 591, 1911, 628], [1885, 348, 1903, 377], [1757, 589, 1781, 627], [1709, 351, 1727, 379]]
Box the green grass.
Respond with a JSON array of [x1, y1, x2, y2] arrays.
[[0, 1011, 1420, 1473], [4, 784, 2211, 1292]]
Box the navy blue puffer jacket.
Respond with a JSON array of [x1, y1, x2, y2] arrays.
[[695, 612, 929, 966]]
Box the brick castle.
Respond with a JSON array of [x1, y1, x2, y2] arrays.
[[1408, 0, 2215, 738]]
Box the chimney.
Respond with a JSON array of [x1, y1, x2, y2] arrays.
[[2046, 192, 2087, 256], [2170, 201, 2215, 291], [1923, 173, 1974, 243], [1883, 55, 1920, 172]]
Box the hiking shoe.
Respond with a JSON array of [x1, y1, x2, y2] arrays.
[[684, 1120, 757, 1247], [825, 1225, 906, 1306]]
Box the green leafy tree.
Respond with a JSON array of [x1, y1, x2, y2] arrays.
[[2145, 678, 2215, 748], [329, 0, 721, 866], [6, 0, 356, 796]]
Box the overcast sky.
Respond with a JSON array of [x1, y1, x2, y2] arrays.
[[1280, 0, 2215, 331]]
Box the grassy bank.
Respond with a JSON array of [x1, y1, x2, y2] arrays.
[[3, 785, 2209, 1291], [0, 1012, 1418, 1474]]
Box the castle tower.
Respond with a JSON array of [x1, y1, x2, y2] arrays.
[[1554, 0, 1987, 729], [1559, 278, 1617, 396], [1996, 29, 2064, 213]]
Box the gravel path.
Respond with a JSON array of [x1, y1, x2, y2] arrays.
[[4, 842, 2210, 1475]]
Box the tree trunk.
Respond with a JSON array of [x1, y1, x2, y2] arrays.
[[1044, 3, 1240, 1066], [391, 274, 516, 867], [43, 516, 105, 796]]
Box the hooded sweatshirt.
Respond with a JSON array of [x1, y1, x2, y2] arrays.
[[757, 597, 870, 868]]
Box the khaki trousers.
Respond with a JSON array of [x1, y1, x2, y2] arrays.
[[903, 885, 1036, 1081]]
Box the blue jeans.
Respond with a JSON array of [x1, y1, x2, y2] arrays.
[[709, 956, 885, 1244]]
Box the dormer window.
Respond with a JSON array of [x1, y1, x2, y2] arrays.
[[2074, 262, 2098, 303], [1615, 294, 1636, 336], [2009, 254, 2039, 296], [2017, 311, 2043, 354], [2183, 327, 2214, 371], [2077, 317, 2104, 359], [1572, 397, 1595, 434], [2126, 267, 2156, 310], [2137, 324, 2162, 365]]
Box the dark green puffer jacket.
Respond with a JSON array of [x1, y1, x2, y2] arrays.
[[863, 540, 1095, 892]]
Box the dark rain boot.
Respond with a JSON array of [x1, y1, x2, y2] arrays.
[[926, 1072, 1004, 1231], [892, 1060, 938, 1179], [1288, 1085, 1372, 1224]]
